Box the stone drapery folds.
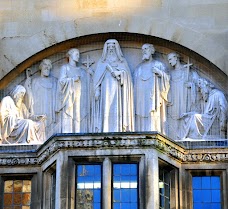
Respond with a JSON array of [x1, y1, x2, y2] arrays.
[[0, 40, 227, 145], [0, 85, 46, 144], [91, 39, 135, 133]]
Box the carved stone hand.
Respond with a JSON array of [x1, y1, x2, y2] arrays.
[[113, 71, 122, 80], [73, 76, 80, 82], [153, 67, 160, 76]]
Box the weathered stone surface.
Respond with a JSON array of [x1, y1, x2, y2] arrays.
[[0, 0, 228, 79]]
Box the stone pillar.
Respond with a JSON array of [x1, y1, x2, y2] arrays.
[[145, 151, 159, 209], [103, 157, 111, 209], [56, 152, 68, 209]]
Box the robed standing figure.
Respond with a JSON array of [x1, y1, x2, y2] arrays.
[[92, 39, 134, 132], [134, 44, 170, 134], [56, 48, 89, 133]]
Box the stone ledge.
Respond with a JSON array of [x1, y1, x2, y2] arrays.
[[0, 133, 228, 166]]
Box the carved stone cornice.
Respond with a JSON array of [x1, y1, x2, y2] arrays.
[[182, 152, 228, 162], [0, 134, 228, 166], [0, 157, 38, 166]]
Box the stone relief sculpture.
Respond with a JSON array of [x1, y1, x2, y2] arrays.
[[30, 59, 57, 138], [0, 85, 46, 144], [180, 78, 228, 139], [134, 44, 170, 134], [56, 48, 89, 133], [91, 39, 134, 132], [0, 41, 227, 145], [167, 52, 200, 139]]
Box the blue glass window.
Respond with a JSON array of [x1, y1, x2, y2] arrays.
[[76, 164, 101, 209], [113, 164, 138, 209], [192, 176, 221, 209]]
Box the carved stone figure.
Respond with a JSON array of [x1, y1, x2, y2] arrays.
[[167, 52, 200, 139], [180, 78, 228, 139], [56, 48, 89, 133], [31, 59, 57, 137], [134, 44, 170, 133], [92, 39, 134, 132], [0, 85, 46, 144]]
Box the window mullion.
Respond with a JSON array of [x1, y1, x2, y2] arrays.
[[103, 157, 112, 209]]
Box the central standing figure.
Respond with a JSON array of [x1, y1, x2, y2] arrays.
[[92, 39, 134, 132]]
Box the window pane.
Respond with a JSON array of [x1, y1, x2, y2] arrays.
[[130, 164, 137, 175], [202, 190, 211, 202], [114, 189, 120, 202], [202, 177, 211, 189], [130, 203, 138, 209], [203, 203, 212, 209], [122, 189, 131, 201], [192, 177, 201, 189], [192, 176, 221, 209], [159, 168, 171, 209], [130, 189, 137, 202], [211, 203, 221, 209], [193, 190, 202, 203], [4, 181, 13, 193], [3, 180, 31, 208], [211, 190, 220, 202], [122, 202, 131, 209], [22, 193, 31, 205], [22, 181, 31, 192], [122, 164, 130, 175], [114, 203, 121, 209], [113, 163, 138, 209], [76, 164, 101, 209], [194, 203, 203, 209], [14, 193, 22, 205], [4, 194, 13, 206], [14, 180, 23, 192], [211, 177, 220, 189], [22, 206, 30, 209]]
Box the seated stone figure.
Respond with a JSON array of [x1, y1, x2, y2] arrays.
[[179, 78, 228, 139], [0, 85, 46, 144]]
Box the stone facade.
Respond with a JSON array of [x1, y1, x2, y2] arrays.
[[0, 1, 228, 208]]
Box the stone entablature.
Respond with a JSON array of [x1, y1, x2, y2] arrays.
[[0, 133, 228, 166]]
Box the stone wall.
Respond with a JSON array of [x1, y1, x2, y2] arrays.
[[0, 0, 228, 83]]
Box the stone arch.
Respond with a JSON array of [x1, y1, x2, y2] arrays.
[[1, 17, 228, 84], [1, 32, 227, 91]]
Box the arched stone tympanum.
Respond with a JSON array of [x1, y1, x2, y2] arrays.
[[0, 33, 227, 144]]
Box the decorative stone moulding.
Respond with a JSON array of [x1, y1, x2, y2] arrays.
[[0, 133, 228, 166]]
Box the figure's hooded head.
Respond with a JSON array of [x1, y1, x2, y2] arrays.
[[10, 85, 26, 106], [101, 39, 124, 63]]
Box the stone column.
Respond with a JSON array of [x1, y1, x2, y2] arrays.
[[56, 151, 68, 209], [103, 157, 111, 209], [145, 151, 159, 209]]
